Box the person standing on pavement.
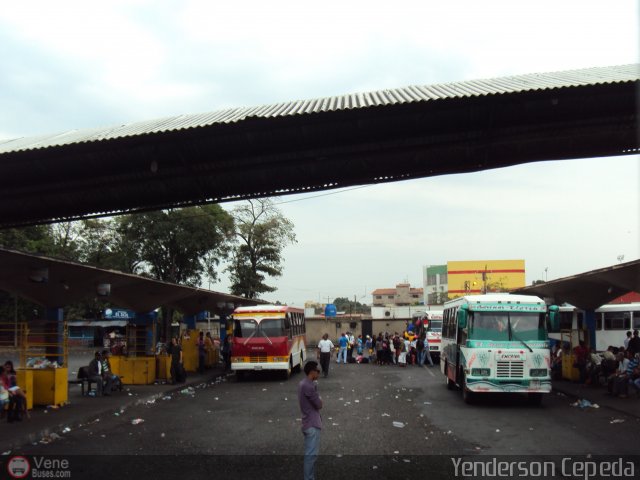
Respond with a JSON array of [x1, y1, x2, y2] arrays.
[[337, 333, 348, 364], [628, 330, 640, 356], [170, 337, 184, 384], [317, 334, 335, 378], [422, 334, 435, 367], [298, 361, 323, 480], [197, 331, 206, 374]]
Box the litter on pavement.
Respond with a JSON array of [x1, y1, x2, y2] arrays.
[[131, 418, 145, 425]]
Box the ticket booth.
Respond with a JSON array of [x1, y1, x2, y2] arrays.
[[109, 311, 158, 385], [20, 312, 68, 407]]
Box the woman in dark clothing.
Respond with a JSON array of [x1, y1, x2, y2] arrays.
[[170, 337, 183, 384]]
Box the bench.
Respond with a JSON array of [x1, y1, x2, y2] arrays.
[[70, 367, 124, 396]]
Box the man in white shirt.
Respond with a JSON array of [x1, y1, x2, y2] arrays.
[[317, 334, 335, 378]]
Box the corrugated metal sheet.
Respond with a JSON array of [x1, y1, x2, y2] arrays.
[[0, 64, 637, 155]]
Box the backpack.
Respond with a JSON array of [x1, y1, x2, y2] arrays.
[[417, 338, 424, 350]]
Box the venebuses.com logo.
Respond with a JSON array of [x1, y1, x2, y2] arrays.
[[7, 456, 30, 479], [6, 456, 71, 478]]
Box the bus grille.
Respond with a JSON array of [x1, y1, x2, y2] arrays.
[[496, 361, 524, 378], [249, 354, 267, 363]]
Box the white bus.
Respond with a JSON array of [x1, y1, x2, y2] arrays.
[[424, 311, 443, 359], [549, 303, 640, 351], [441, 294, 559, 404]]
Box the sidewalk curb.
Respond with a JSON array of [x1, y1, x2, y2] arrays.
[[6, 370, 232, 452], [552, 385, 640, 421]]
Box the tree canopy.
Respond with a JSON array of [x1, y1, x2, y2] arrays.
[[227, 199, 296, 299]]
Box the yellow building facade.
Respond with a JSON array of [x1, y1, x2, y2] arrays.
[[447, 259, 525, 299]]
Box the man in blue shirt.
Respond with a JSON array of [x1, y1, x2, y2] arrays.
[[298, 361, 323, 480], [337, 333, 348, 364]]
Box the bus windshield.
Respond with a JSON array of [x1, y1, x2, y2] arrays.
[[260, 318, 285, 337], [428, 321, 442, 332], [234, 319, 257, 338], [469, 312, 546, 341], [233, 318, 285, 338]]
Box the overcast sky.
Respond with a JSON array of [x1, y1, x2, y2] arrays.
[[1, 1, 638, 306]]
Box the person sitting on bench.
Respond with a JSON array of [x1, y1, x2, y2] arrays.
[[88, 351, 112, 396], [101, 350, 121, 391], [2, 361, 29, 421]]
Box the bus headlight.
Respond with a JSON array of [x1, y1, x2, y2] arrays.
[[272, 357, 288, 362], [471, 368, 490, 377], [530, 368, 548, 377]]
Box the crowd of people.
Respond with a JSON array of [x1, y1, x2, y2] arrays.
[[551, 329, 640, 399], [316, 329, 437, 377]]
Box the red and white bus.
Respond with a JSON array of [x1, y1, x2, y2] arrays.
[[230, 305, 306, 379], [424, 310, 443, 359]]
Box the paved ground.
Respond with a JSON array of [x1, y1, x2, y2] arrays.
[[2, 352, 639, 479]]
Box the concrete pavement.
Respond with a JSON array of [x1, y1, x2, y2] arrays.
[[0, 366, 231, 453], [552, 378, 640, 419]]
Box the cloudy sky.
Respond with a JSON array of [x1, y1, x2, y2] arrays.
[[1, 1, 638, 306]]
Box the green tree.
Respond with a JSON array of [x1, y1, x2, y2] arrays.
[[118, 205, 235, 339], [118, 205, 234, 286], [227, 199, 296, 299]]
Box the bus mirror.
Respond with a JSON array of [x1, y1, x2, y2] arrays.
[[457, 305, 468, 329], [548, 305, 559, 331]]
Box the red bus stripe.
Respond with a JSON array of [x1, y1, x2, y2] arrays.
[[448, 269, 525, 274]]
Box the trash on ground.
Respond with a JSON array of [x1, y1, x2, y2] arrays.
[[180, 387, 196, 395], [162, 396, 172, 400], [571, 399, 596, 409], [423, 401, 432, 405], [381, 413, 390, 417], [131, 418, 145, 425], [496, 429, 500, 433], [2, 450, 11, 455], [403, 459, 411, 463], [393, 451, 399, 454], [62, 427, 71, 433], [392, 421, 405, 428], [610, 419, 625, 424], [161, 433, 166, 438]]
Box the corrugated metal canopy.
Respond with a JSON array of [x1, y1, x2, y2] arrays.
[[515, 259, 640, 310], [0, 64, 638, 228], [0, 247, 264, 314]]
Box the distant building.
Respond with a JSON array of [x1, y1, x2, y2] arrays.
[[372, 283, 424, 307], [422, 260, 526, 304], [447, 259, 526, 299], [423, 265, 448, 307]]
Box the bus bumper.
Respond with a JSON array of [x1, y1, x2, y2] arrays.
[[465, 378, 552, 393], [232, 362, 289, 371]]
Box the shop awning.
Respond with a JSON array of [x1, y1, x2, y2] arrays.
[[68, 320, 128, 327]]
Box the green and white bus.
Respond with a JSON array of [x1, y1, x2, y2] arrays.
[[441, 294, 559, 404]]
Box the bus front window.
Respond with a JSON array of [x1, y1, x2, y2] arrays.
[[509, 313, 547, 341], [469, 313, 509, 340], [428, 321, 442, 332], [259, 319, 285, 337], [234, 319, 257, 338]]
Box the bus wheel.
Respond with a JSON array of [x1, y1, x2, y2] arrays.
[[462, 375, 475, 404], [527, 393, 543, 406], [444, 362, 456, 390], [282, 359, 292, 380]]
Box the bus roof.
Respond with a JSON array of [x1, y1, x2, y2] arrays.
[[233, 305, 304, 314], [445, 294, 546, 310]]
